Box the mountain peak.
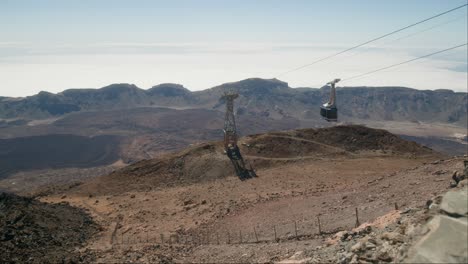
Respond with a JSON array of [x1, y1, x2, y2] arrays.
[[147, 83, 191, 97], [212, 78, 289, 95], [100, 83, 140, 91], [228, 78, 288, 87]]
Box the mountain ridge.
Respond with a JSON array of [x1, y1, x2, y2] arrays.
[[0, 78, 466, 126]]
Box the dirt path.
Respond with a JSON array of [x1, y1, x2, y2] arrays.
[[265, 135, 350, 154]]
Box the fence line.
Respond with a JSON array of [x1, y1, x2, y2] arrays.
[[113, 202, 399, 246]]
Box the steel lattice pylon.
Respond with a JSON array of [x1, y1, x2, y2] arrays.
[[222, 92, 238, 136], [221, 91, 256, 180]]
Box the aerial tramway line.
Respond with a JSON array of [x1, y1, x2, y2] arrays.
[[318, 42, 467, 122], [278, 3, 467, 123], [222, 3, 467, 179]]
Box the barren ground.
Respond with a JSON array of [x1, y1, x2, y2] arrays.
[[36, 126, 463, 263]]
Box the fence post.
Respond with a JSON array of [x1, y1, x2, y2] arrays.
[[274, 225, 277, 242], [217, 233, 220, 245], [239, 230, 243, 244], [394, 202, 399, 210], [253, 227, 259, 243], [294, 221, 298, 239], [355, 208, 360, 228], [317, 215, 322, 235], [160, 233, 164, 244], [227, 231, 231, 244]]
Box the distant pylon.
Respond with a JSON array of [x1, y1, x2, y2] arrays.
[[221, 91, 239, 138], [220, 90, 256, 180]]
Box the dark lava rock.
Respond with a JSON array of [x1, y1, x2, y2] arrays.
[[0, 192, 99, 263]]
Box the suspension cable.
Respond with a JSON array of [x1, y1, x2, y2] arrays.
[[341, 43, 467, 82], [276, 3, 468, 78]]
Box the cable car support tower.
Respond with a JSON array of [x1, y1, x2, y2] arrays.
[[222, 91, 256, 180]]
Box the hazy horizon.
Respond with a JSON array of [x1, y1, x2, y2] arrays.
[[1, 0, 467, 96], [3, 76, 468, 99]]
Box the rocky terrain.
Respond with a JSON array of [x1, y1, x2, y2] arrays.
[[0, 77, 466, 263], [69, 125, 436, 194], [0, 124, 466, 263], [0, 192, 99, 263], [305, 175, 468, 263], [0, 78, 465, 187], [7, 125, 457, 263]]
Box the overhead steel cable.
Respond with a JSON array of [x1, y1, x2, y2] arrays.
[[328, 13, 467, 64], [390, 13, 467, 43], [276, 3, 468, 78], [340, 43, 467, 82], [295, 12, 467, 88]]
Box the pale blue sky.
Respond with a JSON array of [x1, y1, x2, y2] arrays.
[[0, 0, 467, 96]]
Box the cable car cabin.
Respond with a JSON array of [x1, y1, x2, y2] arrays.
[[320, 106, 338, 122], [320, 78, 340, 122]]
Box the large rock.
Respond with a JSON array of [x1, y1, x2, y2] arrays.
[[440, 188, 468, 216], [406, 215, 468, 263]]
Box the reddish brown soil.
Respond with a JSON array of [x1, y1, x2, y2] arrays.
[[73, 125, 437, 195], [35, 125, 458, 262]]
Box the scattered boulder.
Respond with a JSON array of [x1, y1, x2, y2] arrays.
[[440, 189, 468, 217], [365, 241, 376, 249], [376, 242, 393, 262], [351, 241, 364, 252], [406, 215, 468, 263], [381, 232, 404, 244]]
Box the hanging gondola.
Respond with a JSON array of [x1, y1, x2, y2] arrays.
[[320, 78, 340, 122]]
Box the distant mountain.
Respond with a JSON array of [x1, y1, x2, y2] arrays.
[[147, 83, 192, 97], [0, 78, 466, 126]]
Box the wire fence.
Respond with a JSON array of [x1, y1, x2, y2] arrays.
[[113, 202, 400, 246]]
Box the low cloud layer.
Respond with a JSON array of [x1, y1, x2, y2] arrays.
[[0, 42, 466, 97]]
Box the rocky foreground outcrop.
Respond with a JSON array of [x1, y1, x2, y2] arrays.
[[406, 185, 467, 263], [0, 192, 99, 263], [281, 166, 468, 264]]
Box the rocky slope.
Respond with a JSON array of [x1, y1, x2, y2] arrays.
[[5, 125, 463, 263], [0, 192, 98, 263], [299, 174, 468, 263], [72, 125, 437, 196]]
